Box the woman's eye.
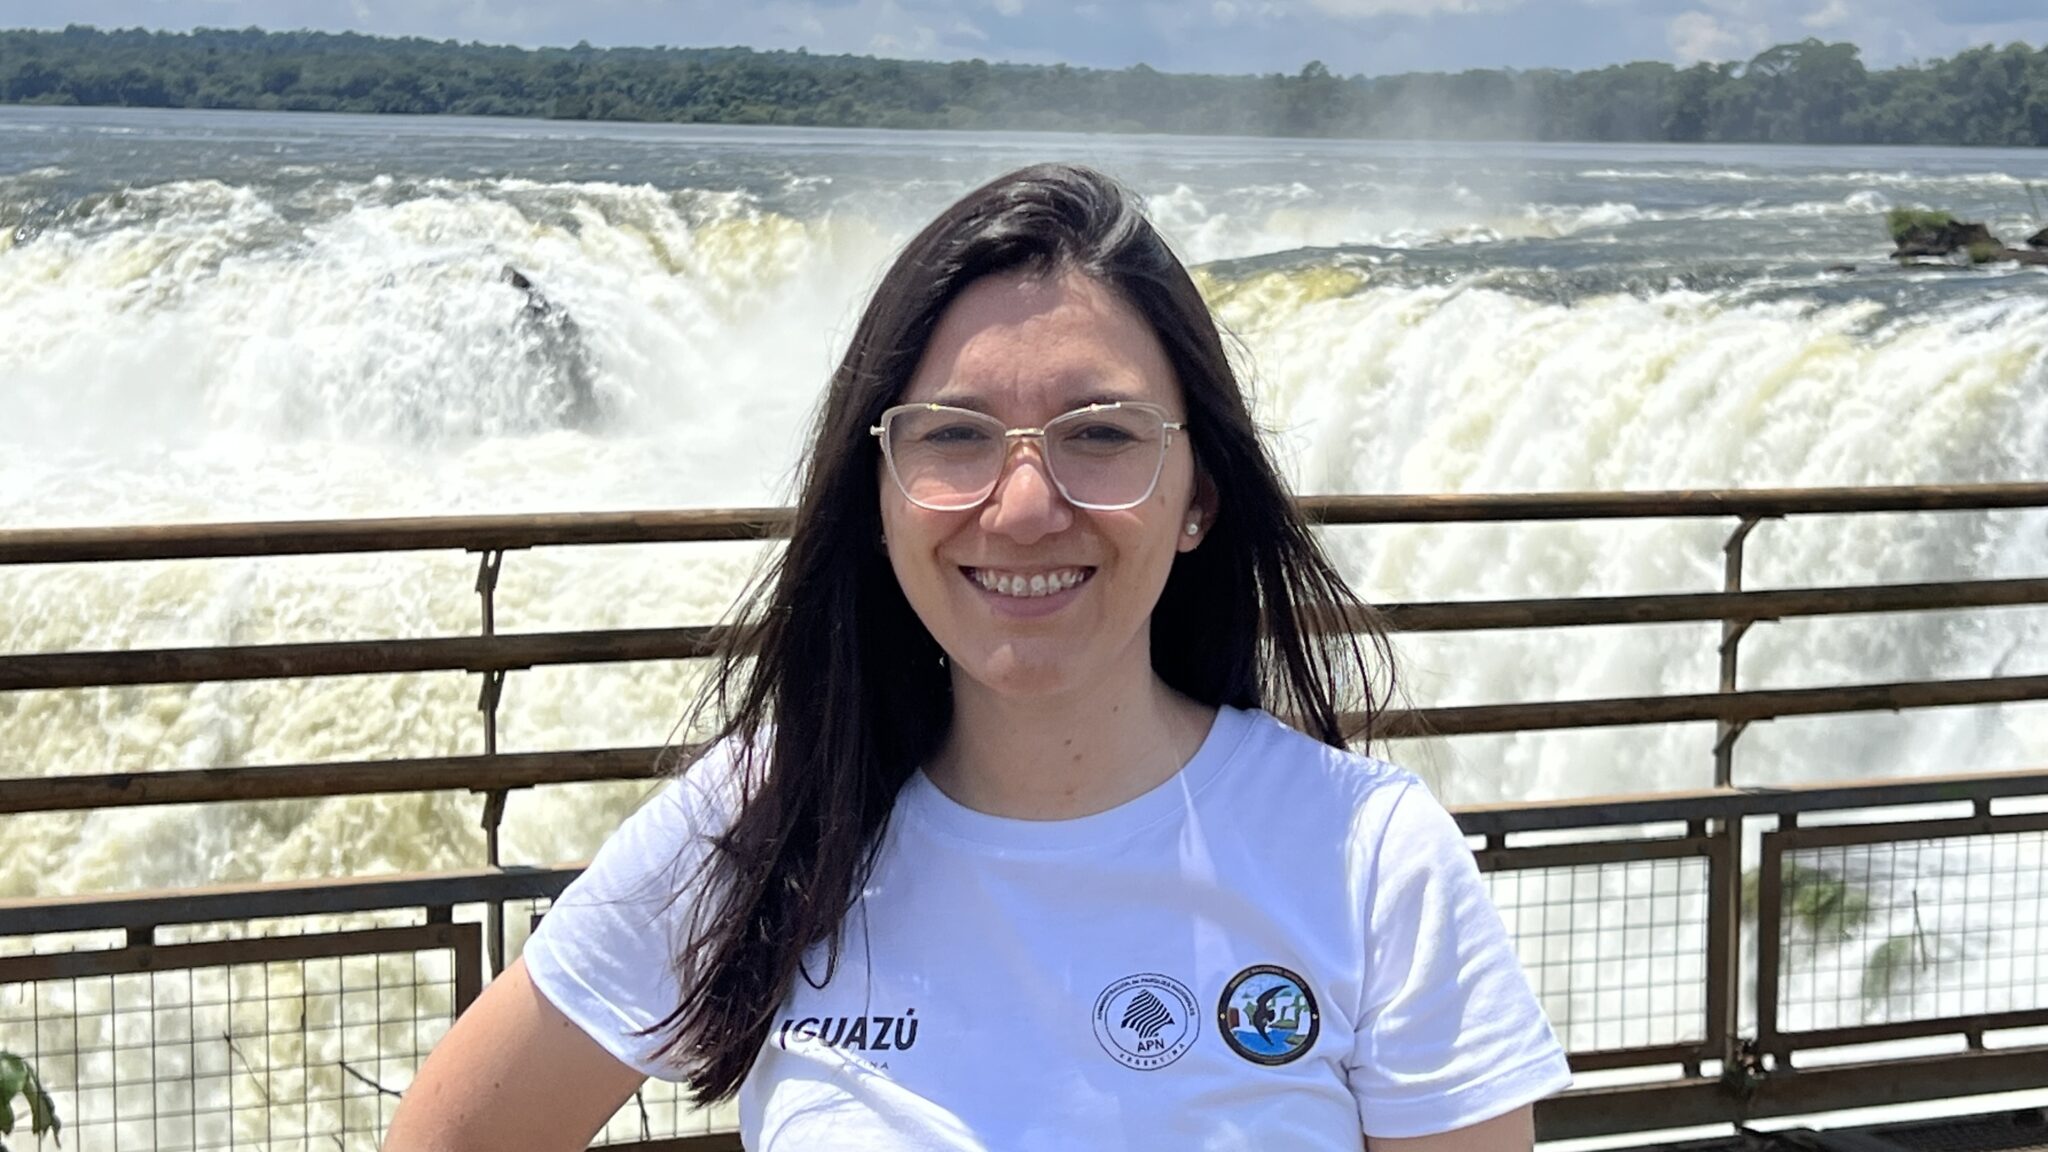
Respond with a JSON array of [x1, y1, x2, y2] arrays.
[[1065, 422, 1137, 444], [922, 423, 992, 444]]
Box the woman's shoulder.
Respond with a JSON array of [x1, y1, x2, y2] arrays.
[[558, 737, 754, 890], [1227, 706, 1423, 800], [1217, 706, 1449, 852]]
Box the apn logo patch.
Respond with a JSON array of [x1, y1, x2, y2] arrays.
[[1093, 973, 1198, 1070]]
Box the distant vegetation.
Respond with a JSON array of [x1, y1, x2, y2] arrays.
[[5, 25, 2048, 145]]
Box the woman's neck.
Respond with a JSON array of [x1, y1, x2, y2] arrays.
[[927, 670, 1217, 821]]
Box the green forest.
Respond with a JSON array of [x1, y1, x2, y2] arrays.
[[4, 24, 2048, 145]]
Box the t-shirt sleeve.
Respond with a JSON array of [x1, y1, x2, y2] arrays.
[[521, 762, 735, 1082], [1345, 777, 1572, 1139]]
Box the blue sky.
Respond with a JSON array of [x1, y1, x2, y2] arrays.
[[3, 0, 2046, 76]]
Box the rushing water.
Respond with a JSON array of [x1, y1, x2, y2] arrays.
[[2, 102, 2047, 1152], [2, 106, 2045, 903]]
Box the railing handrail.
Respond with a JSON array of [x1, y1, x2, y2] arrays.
[[7, 484, 2045, 1148], [6, 760, 2044, 928], [4, 731, 2043, 822], [0, 866, 583, 935], [7, 578, 2047, 693], [5, 482, 2047, 565]]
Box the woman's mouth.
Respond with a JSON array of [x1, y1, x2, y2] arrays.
[[963, 566, 1095, 599]]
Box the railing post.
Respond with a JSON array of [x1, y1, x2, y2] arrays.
[[1715, 516, 1765, 789], [1712, 516, 1764, 1084], [1752, 825, 1787, 1068], [473, 548, 510, 978]]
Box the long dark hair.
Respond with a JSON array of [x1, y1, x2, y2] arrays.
[[656, 163, 1395, 1100]]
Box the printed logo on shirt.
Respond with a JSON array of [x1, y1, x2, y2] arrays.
[[1092, 974, 1199, 1071], [1218, 965, 1319, 1066], [774, 1010, 919, 1054]]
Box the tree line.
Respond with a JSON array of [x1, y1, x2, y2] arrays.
[[4, 25, 2048, 145]]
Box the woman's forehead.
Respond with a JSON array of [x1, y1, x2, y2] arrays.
[[903, 270, 1179, 411]]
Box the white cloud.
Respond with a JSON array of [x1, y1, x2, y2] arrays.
[[989, 0, 1025, 16], [1668, 11, 1741, 60], [1212, 0, 1238, 26], [869, 26, 941, 54], [1665, 0, 1777, 62], [1802, 0, 1852, 30], [1305, 0, 1519, 14]]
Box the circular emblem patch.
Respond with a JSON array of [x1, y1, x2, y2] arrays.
[[1093, 973, 1199, 1070], [1218, 965, 1320, 1066]]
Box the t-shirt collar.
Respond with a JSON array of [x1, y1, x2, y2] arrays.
[[900, 704, 1254, 852]]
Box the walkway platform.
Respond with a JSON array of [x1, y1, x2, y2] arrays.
[[1607, 1109, 2048, 1152]]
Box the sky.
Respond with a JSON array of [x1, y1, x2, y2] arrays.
[[2, 0, 2046, 77]]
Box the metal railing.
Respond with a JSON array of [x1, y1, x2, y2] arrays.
[[3, 482, 2046, 1147]]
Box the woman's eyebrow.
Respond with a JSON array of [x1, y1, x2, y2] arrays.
[[1067, 390, 1145, 408], [921, 394, 998, 414], [919, 386, 1147, 415]]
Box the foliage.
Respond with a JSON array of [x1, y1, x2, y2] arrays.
[[1886, 208, 1958, 244], [1741, 862, 1872, 941], [1860, 933, 1926, 1009], [6, 27, 2048, 144], [0, 1052, 59, 1152]]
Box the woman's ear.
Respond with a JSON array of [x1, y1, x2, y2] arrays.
[[1177, 469, 1219, 553]]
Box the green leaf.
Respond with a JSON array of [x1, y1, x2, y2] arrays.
[[1758, 862, 1873, 941], [23, 1066, 56, 1141], [0, 1053, 62, 1143], [1862, 934, 1923, 1009]]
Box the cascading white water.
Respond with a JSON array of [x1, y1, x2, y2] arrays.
[[2, 109, 2045, 1146], [4, 116, 2046, 896], [1217, 273, 2048, 801]]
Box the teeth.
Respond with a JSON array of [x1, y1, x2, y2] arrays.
[[972, 568, 1089, 598]]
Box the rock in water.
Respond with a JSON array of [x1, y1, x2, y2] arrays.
[[501, 265, 601, 428], [2028, 227, 2048, 250], [1888, 211, 2003, 264]]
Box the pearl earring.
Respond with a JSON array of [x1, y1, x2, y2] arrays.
[[1185, 519, 1201, 537]]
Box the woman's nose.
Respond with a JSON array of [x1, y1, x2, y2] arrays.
[[979, 442, 1074, 543]]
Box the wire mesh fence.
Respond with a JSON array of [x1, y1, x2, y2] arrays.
[[1482, 844, 1716, 1062], [0, 921, 472, 1152], [1761, 814, 2048, 1055], [3, 803, 2044, 1148], [0, 893, 736, 1151]]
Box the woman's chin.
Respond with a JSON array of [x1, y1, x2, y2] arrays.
[[955, 645, 1085, 701]]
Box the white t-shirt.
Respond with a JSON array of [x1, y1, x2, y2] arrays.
[[523, 706, 1571, 1150]]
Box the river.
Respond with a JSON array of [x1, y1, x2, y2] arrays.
[[1, 105, 2043, 900]]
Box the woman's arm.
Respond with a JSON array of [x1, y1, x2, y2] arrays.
[[1369, 1105, 1536, 1152], [383, 957, 649, 1152]]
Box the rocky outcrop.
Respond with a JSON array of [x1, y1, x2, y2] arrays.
[[502, 265, 601, 428], [1885, 210, 2048, 267], [1887, 210, 2001, 263]]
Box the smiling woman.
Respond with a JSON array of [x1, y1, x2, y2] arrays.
[[879, 271, 1208, 741], [383, 164, 1572, 1152]]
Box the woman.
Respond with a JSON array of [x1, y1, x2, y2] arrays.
[[385, 164, 1570, 1151]]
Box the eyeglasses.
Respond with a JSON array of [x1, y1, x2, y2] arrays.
[[871, 401, 1186, 512]]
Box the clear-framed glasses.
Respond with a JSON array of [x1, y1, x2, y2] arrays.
[[870, 401, 1186, 512]]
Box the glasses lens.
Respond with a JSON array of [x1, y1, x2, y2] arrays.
[[885, 407, 1004, 509], [1045, 406, 1169, 509]]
